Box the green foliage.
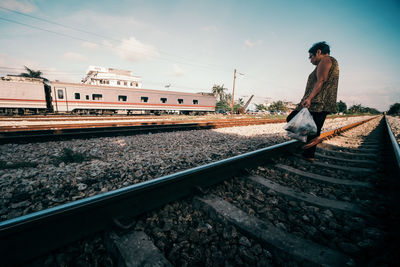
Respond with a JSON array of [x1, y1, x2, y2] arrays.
[[255, 104, 267, 111], [54, 148, 95, 165], [268, 101, 288, 112], [215, 100, 231, 112], [0, 160, 38, 170], [387, 103, 400, 115], [212, 84, 233, 112], [212, 84, 227, 101], [347, 104, 380, 115], [336, 100, 347, 113], [19, 66, 49, 82]]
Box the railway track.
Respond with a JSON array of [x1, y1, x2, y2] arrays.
[[0, 118, 286, 144], [1, 115, 399, 266]]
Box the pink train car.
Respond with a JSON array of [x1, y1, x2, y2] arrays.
[[0, 78, 216, 115], [51, 82, 216, 114]]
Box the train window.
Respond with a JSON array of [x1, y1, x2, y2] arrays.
[[193, 100, 198, 105], [75, 93, 80, 100], [92, 94, 103, 100], [86, 95, 89, 100], [117, 81, 121, 85], [160, 98, 167, 103], [118, 95, 127, 102], [178, 99, 184, 104], [57, 90, 64, 99], [124, 81, 127, 86], [141, 97, 149, 103]]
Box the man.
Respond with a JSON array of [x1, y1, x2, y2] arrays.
[[288, 41, 339, 161]]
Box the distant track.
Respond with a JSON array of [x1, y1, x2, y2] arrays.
[[0, 118, 286, 144]]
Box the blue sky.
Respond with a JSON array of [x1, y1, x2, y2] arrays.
[[0, 0, 399, 111]]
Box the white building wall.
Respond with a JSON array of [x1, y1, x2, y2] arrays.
[[82, 66, 142, 88]]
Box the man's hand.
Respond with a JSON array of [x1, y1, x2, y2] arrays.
[[302, 98, 311, 108]]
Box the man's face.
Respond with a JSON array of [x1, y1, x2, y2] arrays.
[[309, 50, 321, 65]]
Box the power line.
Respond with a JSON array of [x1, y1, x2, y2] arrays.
[[0, 7, 230, 73], [0, 17, 91, 43], [0, 16, 232, 73], [0, 6, 112, 41], [0, 9, 294, 93]]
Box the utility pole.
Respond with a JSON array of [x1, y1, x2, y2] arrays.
[[231, 69, 243, 116], [231, 69, 236, 116]]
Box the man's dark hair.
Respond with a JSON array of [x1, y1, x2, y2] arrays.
[[308, 41, 330, 55]]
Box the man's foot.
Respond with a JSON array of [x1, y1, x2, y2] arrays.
[[302, 137, 321, 150]]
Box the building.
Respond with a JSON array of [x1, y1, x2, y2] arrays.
[[81, 66, 142, 88], [1, 75, 44, 83]]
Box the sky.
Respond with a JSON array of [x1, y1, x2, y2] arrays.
[[0, 0, 399, 111]]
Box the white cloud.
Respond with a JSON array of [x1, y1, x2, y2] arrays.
[[0, 0, 37, 13], [244, 39, 263, 48], [168, 64, 185, 76], [111, 37, 159, 62], [201, 25, 218, 33], [81, 41, 99, 49], [63, 52, 87, 62], [65, 10, 152, 37], [102, 40, 113, 48]]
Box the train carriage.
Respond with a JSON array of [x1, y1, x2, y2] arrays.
[[0, 77, 216, 115], [0, 77, 48, 114], [51, 81, 216, 114]]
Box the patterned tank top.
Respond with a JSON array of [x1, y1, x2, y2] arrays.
[[298, 56, 339, 113]]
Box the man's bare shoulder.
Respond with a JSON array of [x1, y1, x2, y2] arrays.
[[321, 56, 332, 64]]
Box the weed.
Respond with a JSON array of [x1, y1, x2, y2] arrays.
[[0, 160, 38, 170], [53, 148, 97, 165]]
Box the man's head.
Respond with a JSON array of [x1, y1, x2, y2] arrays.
[[308, 41, 330, 65], [309, 41, 330, 55]]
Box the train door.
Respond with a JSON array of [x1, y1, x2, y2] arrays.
[[53, 87, 69, 112]]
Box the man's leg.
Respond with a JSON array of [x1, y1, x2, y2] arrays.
[[302, 112, 328, 158]]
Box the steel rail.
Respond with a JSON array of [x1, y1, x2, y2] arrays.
[[0, 119, 286, 144], [0, 116, 377, 265], [384, 115, 400, 175], [0, 118, 285, 131], [319, 116, 378, 140]]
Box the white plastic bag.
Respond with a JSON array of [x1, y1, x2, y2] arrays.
[[283, 108, 317, 142]]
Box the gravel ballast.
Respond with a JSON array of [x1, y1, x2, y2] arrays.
[[0, 116, 374, 221]]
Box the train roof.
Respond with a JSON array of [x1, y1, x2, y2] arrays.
[[50, 81, 213, 97]]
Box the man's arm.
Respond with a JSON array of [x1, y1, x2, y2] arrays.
[[302, 57, 332, 108]]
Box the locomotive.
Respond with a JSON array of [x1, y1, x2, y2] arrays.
[[0, 76, 216, 115]]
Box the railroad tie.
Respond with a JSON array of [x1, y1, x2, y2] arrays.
[[298, 158, 376, 174], [275, 164, 373, 188], [106, 231, 172, 267], [314, 152, 378, 168], [246, 175, 365, 215], [194, 195, 353, 266], [316, 147, 378, 160]]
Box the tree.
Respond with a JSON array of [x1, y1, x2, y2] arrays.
[[212, 84, 232, 113], [387, 103, 400, 115], [347, 104, 380, 115], [212, 84, 227, 101], [348, 104, 362, 113], [268, 101, 288, 112], [215, 101, 231, 112], [336, 100, 347, 113], [255, 104, 267, 111], [19, 66, 48, 82]]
